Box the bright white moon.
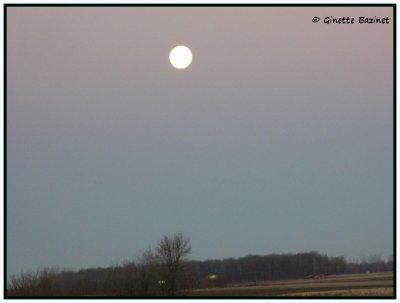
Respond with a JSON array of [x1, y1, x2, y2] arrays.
[[169, 45, 192, 69]]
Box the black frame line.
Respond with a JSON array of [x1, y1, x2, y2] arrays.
[[3, 3, 396, 300]]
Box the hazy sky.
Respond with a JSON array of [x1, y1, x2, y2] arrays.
[[7, 6, 393, 277]]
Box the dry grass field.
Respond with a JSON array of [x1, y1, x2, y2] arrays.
[[184, 272, 393, 297]]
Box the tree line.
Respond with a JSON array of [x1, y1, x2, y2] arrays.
[[7, 233, 193, 297], [189, 251, 392, 286], [7, 233, 393, 297]]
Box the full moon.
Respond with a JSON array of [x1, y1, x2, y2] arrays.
[[169, 45, 192, 69]]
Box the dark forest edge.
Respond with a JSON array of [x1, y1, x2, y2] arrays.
[[6, 233, 393, 297]]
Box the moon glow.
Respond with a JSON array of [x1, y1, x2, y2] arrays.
[[169, 45, 192, 69]]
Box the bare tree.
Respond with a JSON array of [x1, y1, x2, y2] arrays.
[[7, 271, 38, 296], [134, 249, 163, 296], [156, 233, 191, 296]]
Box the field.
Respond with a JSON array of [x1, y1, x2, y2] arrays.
[[184, 272, 393, 297]]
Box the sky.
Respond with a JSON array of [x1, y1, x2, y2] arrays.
[[7, 6, 393, 277]]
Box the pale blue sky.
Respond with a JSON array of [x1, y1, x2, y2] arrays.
[[7, 6, 393, 277]]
